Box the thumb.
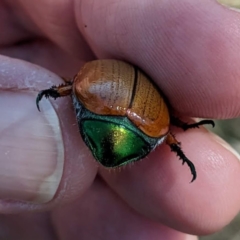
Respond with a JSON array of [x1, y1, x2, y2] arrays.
[[0, 55, 96, 213]]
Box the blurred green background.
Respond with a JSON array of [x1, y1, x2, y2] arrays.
[[218, 0, 240, 8]]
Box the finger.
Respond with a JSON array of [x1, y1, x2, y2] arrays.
[[0, 55, 97, 213], [1, 40, 86, 77], [0, 0, 95, 76], [0, 212, 54, 240], [77, 0, 240, 118], [52, 177, 197, 240], [100, 127, 240, 235], [0, 0, 93, 59], [0, 184, 197, 240]]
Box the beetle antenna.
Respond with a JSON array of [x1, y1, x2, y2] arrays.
[[166, 132, 196, 182], [171, 117, 215, 131]]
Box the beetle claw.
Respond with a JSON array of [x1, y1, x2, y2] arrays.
[[182, 120, 215, 131], [166, 133, 196, 182], [36, 88, 60, 111], [169, 143, 197, 183], [36, 90, 45, 112], [171, 117, 215, 131]]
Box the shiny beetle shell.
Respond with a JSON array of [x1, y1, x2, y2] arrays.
[[73, 60, 170, 138]]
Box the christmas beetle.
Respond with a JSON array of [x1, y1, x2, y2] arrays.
[[36, 59, 214, 182]]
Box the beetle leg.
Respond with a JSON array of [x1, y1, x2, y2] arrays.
[[36, 83, 72, 111], [166, 133, 196, 182], [171, 116, 215, 131]]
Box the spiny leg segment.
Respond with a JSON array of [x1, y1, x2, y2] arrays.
[[36, 82, 72, 111], [166, 133, 196, 182], [167, 117, 214, 182]]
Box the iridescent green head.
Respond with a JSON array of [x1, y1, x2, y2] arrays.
[[73, 95, 162, 167]]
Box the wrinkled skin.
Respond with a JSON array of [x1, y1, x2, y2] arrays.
[[1, 0, 240, 239]]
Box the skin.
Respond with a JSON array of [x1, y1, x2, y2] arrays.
[[0, 0, 240, 239]]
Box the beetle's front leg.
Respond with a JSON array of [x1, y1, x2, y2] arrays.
[[36, 82, 73, 111], [171, 116, 215, 131]]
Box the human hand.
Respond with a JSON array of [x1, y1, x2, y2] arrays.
[[1, 0, 240, 239]]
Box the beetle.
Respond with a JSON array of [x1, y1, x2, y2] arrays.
[[36, 59, 214, 182]]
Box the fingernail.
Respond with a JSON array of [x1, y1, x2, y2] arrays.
[[0, 90, 64, 203], [217, 0, 240, 11]]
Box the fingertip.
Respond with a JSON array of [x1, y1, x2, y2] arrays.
[[101, 127, 240, 235]]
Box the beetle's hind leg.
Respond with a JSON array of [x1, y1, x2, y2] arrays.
[[36, 82, 72, 111], [171, 116, 215, 131], [166, 133, 196, 182]]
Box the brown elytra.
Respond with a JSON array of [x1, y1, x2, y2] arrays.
[[73, 60, 170, 138]]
